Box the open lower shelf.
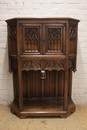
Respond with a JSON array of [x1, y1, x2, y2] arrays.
[[11, 98, 76, 118]]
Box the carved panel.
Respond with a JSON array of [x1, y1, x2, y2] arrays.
[[9, 59, 17, 72], [69, 25, 76, 40], [22, 60, 41, 71], [48, 28, 61, 43], [45, 25, 66, 54], [46, 27, 61, 52], [24, 27, 40, 52], [45, 60, 64, 71], [69, 59, 76, 72], [10, 26, 16, 41]]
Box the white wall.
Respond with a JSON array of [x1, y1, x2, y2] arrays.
[[0, 0, 87, 105]]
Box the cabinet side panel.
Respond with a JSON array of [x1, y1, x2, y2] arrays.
[[69, 23, 78, 55], [8, 23, 17, 55]]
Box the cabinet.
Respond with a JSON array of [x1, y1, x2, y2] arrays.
[[6, 18, 79, 118]]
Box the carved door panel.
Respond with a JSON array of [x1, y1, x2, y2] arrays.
[[22, 24, 42, 54], [43, 24, 66, 54]]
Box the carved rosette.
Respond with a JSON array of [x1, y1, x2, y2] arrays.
[[45, 60, 64, 71], [69, 59, 76, 72], [22, 60, 41, 71]]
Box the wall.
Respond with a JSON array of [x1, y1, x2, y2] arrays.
[[0, 0, 87, 104]]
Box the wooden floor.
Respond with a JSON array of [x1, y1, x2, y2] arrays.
[[0, 104, 87, 130]]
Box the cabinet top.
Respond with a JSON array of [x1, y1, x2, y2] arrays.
[[5, 17, 80, 23]]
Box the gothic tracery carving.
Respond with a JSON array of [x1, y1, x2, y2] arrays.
[[10, 26, 16, 41], [48, 28, 61, 42], [45, 60, 64, 71], [69, 25, 76, 39], [22, 60, 41, 71], [25, 27, 40, 51]]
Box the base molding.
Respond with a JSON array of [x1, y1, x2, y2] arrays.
[[10, 98, 76, 119]]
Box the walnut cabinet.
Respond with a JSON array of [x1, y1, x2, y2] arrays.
[[6, 18, 79, 118]]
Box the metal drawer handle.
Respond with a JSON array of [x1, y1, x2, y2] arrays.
[[40, 70, 46, 79]]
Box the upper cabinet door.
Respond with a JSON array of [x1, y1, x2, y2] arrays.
[[20, 24, 42, 54], [44, 24, 66, 55]]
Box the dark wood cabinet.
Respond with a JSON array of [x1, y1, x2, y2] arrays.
[[6, 18, 79, 118]]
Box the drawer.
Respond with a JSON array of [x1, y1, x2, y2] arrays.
[[21, 59, 65, 71]]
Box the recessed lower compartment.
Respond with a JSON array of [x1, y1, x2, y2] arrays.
[[11, 98, 75, 118], [12, 69, 75, 118]]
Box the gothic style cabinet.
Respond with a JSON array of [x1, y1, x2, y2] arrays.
[[6, 18, 79, 118]]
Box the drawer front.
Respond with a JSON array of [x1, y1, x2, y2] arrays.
[[44, 24, 66, 54], [21, 24, 42, 54], [21, 59, 65, 71], [44, 60, 65, 71]]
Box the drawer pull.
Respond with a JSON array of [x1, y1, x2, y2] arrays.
[[40, 70, 46, 79]]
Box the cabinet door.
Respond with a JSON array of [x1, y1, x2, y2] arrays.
[[21, 24, 42, 54], [44, 24, 66, 54]]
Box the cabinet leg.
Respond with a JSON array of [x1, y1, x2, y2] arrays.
[[18, 61, 23, 111], [64, 70, 68, 110], [41, 79, 44, 97], [69, 69, 72, 99]]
